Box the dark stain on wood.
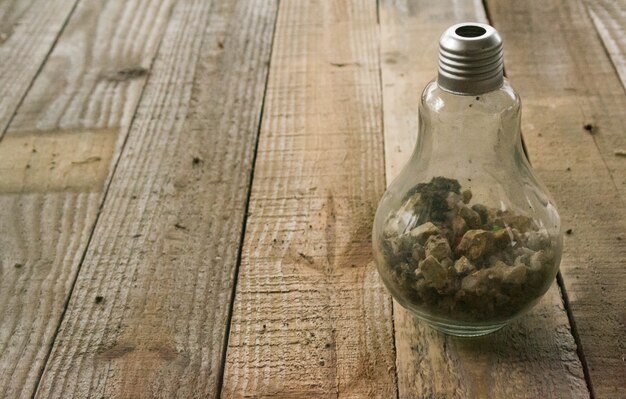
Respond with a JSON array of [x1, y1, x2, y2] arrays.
[[102, 66, 149, 82]]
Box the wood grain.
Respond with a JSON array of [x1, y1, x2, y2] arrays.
[[34, 0, 278, 397], [221, 0, 397, 397], [586, 0, 626, 89], [379, 1, 589, 398], [0, 0, 78, 138], [487, 0, 626, 397], [0, 0, 175, 397]]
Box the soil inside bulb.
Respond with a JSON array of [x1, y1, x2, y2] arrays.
[[380, 177, 556, 322]]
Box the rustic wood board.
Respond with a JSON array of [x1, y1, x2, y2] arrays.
[[0, 0, 175, 397], [0, 0, 78, 138], [34, 0, 278, 397], [0, 0, 622, 397], [586, 0, 626, 89], [221, 0, 397, 397], [487, 0, 626, 397], [379, 1, 589, 398]]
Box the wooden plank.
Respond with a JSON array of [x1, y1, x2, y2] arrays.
[[34, 0, 278, 397], [0, 0, 176, 397], [221, 0, 397, 397], [379, 1, 589, 398], [586, 0, 626, 89], [487, 0, 626, 397], [0, 0, 78, 138]]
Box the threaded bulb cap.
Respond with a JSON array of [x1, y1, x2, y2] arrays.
[[437, 23, 504, 95]]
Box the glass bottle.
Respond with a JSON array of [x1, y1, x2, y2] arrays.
[[373, 23, 562, 336]]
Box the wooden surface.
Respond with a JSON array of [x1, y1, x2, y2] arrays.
[[222, 1, 397, 397], [586, 0, 626, 88], [0, 0, 78, 138], [489, 0, 626, 397], [0, 0, 624, 398], [0, 0, 174, 397], [35, 0, 277, 397]]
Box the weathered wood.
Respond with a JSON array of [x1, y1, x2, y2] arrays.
[[34, 0, 278, 397], [0, 0, 78, 138], [0, 0, 175, 397], [487, 0, 626, 397], [586, 0, 626, 89], [379, 1, 589, 397], [221, 0, 397, 397]]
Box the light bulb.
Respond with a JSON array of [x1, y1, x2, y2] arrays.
[[373, 23, 562, 336]]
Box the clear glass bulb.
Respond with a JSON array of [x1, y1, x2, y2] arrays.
[[373, 23, 562, 336]]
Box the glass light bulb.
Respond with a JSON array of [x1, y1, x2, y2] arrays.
[[372, 23, 562, 336]]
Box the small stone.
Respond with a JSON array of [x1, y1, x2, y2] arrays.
[[461, 189, 472, 204], [488, 254, 502, 265], [503, 264, 527, 285], [452, 215, 468, 240], [488, 261, 509, 281], [388, 233, 414, 256], [527, 229, 549, 250], [565, 228, 573, 235], [395, 262, 417, 284], [463, 265, 507, 295], [409, 222, 440, 244], [446, 191, 462, 209], [411, 244, 425, 262], [454, 256, 476, 275], [493, 228, 512, 250], [513, 247, 535, 268], [424, 234, 451, 261], [501, 212, 533, 231], [471, 204, 489, 225], [489, 211, 504, 229], [459, 206, 482, 229], [383, 216, 403, 237], [413, 277, 428, 292], [529, 250, 549, 271], [405, 177, 460, 222], [514, 255, 530, 267], [510, 228, 525, 247], [419, 255, 448, 289], [441, 257, 453, 269], [438, 225, 455, 244], [398, 193, 422, 216], [502, 250, 517, 265], [461, 273, 482, 293], [456, 229, 494, 260]]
